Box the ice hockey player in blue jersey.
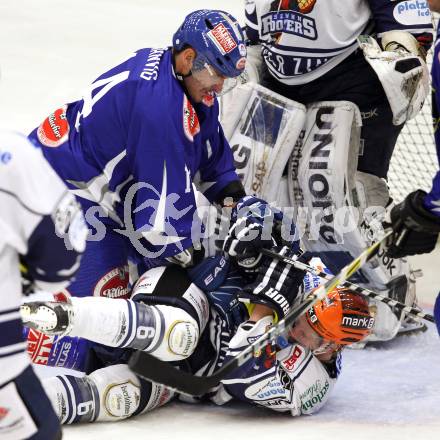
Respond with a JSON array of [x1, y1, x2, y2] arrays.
[[21, 249, 374, 422], [27, 9, 274, 301], [235, 0, 434, 342], [387, 0, 440, 335], [0, 132, 87, 439], [387, 0, 440, 259]]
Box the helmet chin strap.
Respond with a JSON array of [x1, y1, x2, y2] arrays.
[[175, 70, 192, 81], [172, 52, 193, 82]]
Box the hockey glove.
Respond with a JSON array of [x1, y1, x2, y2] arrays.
[[387, 190, 440, 258], [238, 246, 305, 319], [220, 196, 297, 273]]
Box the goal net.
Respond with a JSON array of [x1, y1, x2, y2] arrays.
[[388, 24, 439, 203]]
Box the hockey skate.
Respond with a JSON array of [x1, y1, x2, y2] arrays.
[[396, 295, 428, 336], [20, 300, 74, 336], [395, 271, 427, 336]]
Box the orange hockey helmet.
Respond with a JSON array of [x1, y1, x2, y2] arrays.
[[306, 288, 375, 345]]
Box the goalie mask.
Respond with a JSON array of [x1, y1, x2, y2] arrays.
[[306, 289, 375, 345]]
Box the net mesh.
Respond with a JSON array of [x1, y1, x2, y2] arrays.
[[388, 19, 438, 203]]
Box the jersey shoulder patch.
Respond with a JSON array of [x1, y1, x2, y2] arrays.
[[277, 343, 312, 376], [183, 95, 200, 142], [37, 105, 70, 148]]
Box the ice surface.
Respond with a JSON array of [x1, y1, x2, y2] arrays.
[[38, 325, 440, 440], [1, 1, 439, 438]]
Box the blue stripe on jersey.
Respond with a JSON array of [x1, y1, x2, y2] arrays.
[[272, 39, 358, 54], [25, 214, 81, 283], [119, 300, 134, 348], [0, 346, 26, 358], [57, 375, 74, 424], [0, 310, 24, 350], [0, 306, 21, 316]]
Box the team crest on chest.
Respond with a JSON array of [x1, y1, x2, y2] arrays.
[[262, 0, 318, 40], [183, 95, 200, 142]]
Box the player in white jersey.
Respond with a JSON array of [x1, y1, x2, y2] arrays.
[[224, 0, 434, 342], [21, 250, 374, 422], [0, 132, 87, 439]]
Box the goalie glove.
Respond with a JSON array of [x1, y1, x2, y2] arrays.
[[386, 190, 440, 258], [358, 33, 429, 125], [381, 30, 427, 61], [237, 246, 305, 319]]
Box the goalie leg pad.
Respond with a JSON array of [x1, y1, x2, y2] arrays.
[[220, 82, 306, 203], [288, 100, 362, 249], [288, 101, 417, 341]]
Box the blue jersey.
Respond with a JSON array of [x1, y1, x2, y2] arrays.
[[29, 48, 239, 258], [426, 24, 440, 217]]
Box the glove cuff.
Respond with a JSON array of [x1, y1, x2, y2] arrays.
[[392, 190, 440, 234], [238, 290, 282, 319]]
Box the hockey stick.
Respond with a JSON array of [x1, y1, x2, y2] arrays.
[[128, 232, 391, 396], [260, 248, 435, 323]]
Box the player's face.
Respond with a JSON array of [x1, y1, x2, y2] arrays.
[[289, 315, 325, 351], [184, 72, 225, 102], [184, 64, 226, 103], [428, 0, 440, 12], [289, 315, 340, 360]]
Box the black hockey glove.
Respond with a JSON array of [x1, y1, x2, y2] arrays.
[[219, 196, 297, 273], [387, 190, 440, 258], [238, 246, 305, 319]]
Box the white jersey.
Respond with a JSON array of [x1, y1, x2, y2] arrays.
[[245, 0, 432, 85], [209, 315, 338, 415], [0, 131, 85, 385]]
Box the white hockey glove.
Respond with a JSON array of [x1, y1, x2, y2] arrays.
[[358, 33, 429, 125]]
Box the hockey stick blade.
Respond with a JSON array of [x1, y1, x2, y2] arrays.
[[129, 232, 390, 396], [261, 248, 435, 323], [128, 351, 222, 396]]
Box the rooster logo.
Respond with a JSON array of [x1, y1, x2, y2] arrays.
[[272, 0, 317, 14]]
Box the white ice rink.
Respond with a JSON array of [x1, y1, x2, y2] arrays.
[[0, 1, 439, 439]]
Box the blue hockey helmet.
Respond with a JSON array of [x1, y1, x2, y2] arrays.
[[172, 9, 247, 79]]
